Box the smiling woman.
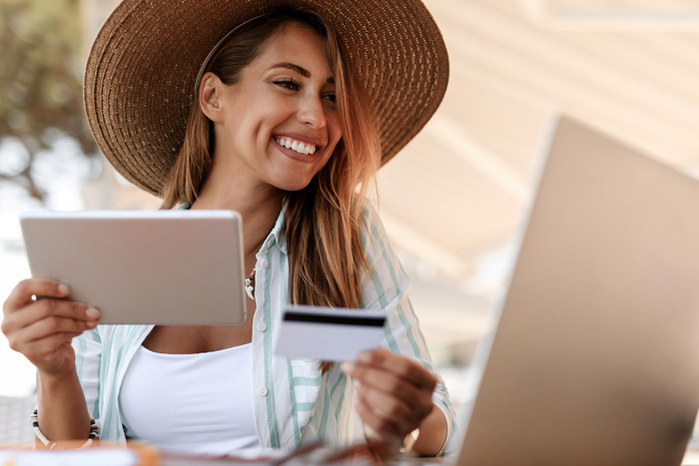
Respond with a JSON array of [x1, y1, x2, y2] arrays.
[[190, 22, 348, 193], [163, 10, 363, 202], [1, 0, 455, 459], [163, 11, 376, 339]]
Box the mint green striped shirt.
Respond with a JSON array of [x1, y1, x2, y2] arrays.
[[71, 204, 456, 451]]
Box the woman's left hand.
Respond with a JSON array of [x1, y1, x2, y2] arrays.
[[341, 348, 437, 447]]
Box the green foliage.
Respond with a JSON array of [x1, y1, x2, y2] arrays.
[[0, 0, 97, 200]]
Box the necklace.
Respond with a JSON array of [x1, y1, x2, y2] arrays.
[[244, 267, 256, 301]]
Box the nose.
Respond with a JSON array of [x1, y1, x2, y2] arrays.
[[297, 95, 326, 130]]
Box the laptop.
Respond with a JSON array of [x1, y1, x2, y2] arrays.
[[19, 209, 247, 325], [452, 116, 699, 466]]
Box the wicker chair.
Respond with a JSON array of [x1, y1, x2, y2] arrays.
[[0, 395, 36, 444]]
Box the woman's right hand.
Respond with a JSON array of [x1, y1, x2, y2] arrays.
[[1, 278, 100, 378]]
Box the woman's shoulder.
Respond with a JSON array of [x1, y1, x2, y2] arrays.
[[358, 199, 382, 235], [357, 200, 410, 308], [358, 200, 390, 253], [357, 200, 407, 281]]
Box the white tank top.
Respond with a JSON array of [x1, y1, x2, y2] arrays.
[[118, 343, 260, 455]]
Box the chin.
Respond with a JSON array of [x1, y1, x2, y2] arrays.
[[273, 175, 315, 192]]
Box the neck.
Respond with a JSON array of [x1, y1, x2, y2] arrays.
[[190, 159, 284, 258]]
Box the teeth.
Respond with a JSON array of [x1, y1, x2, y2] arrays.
[[275, 137, 317, 156]]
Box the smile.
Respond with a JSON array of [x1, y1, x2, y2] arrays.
[[275, 137, 317, 155], [273, 138, 316, 164]]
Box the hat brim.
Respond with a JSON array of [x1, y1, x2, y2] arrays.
[[84, 0, 449, 197]]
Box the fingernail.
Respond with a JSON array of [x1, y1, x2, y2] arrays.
[[357, 351, 371, 363], [86, 319, 97, 327], [58, 284, 70, 295], [86, 307, 100, 319], [341, 361, 355, 373]]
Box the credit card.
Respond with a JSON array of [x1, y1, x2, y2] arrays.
[[274, 305, 387, 361]]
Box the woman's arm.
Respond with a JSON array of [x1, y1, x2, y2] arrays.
[[412, 402, 448, 456], [38, 326, 105, 445], [352, 205, 457, 455], [36, 368, 93, 442], [342, 348, 449, 456], [1, 278, 100, 444]]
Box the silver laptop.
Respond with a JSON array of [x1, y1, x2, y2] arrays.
[[19, 209, 247, 325], [453, 116, 699, 466]]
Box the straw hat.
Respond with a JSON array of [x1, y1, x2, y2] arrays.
[[84, 0, 449, 197]]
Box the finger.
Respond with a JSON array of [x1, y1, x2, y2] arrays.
[[13, 315, 96, 345], [4, 298, 99, 332], [3, 278, 70, 315], [354, 391, 404, 443], [357, 383, 417, 427], [357, 348, 437, 391], [17, 332, 81, 359], [345, 362, 436, 421], [343, 362, 423, 409]]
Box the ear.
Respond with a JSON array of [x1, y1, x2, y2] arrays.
[[199, 72, 224, 123]]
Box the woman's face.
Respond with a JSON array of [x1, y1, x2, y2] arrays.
[[203, 22, 341, 192]]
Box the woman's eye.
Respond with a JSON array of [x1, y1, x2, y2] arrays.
[[274, 80, 299, 91], [324, 94, 336, 104]]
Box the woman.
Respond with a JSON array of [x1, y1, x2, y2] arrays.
[[1, 0, 454, 457]]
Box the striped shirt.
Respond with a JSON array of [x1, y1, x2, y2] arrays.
[[70, 204, 456, 450]]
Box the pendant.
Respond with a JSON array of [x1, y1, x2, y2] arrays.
[[245, 277, 255, 301]]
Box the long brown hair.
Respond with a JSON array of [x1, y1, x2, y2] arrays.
[[161, 5, 381, 372]]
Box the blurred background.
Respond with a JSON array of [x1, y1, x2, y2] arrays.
[[1, 0, 699, 448]]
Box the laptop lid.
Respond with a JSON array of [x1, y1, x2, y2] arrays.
[[454, 116, 699, 466]]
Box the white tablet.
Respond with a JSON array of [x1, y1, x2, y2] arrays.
[[19, 210, 247, 325]]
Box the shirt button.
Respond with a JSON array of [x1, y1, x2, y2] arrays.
[[257, 322, 267, 332], [260, 258, 269, 269], [258, 387, 268, 397]]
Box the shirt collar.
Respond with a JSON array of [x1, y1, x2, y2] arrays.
[[263, 208, 286, 255]]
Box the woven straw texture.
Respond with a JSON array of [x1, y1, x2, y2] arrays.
[[0, 395, 36, 443], [84, 0, 449, 197]]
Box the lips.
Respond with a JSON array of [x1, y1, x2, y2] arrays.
[[273, 132, 324, 151], [272, 137, 315, 163], [275, 136, 317, 155]]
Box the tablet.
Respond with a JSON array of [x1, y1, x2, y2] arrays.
[[19, 210, 247, 325]]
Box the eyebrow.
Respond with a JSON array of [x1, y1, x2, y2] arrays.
[[270, 62, 335, 84]]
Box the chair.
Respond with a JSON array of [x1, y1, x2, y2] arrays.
[[0, 395, 36, 444]]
